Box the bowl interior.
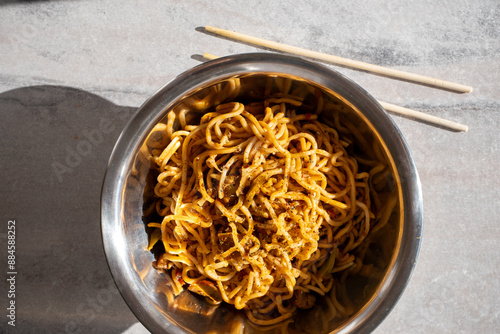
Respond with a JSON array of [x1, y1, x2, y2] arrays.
[[102, 54, 422, 334]]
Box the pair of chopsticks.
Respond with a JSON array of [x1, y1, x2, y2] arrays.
[[201, 26, 471, 132]]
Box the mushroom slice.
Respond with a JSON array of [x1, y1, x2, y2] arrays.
[[188, 280, 223, 304]]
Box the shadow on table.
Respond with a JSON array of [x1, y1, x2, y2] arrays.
[[0, 0, 69, 6], [0, 85, 144, 334]]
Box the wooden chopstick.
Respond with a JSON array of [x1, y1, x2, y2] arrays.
[[204, 26, 473, 94], [202, 53, 218, 61], [378, 101, 468, 132], [201, 53, 468, 132]]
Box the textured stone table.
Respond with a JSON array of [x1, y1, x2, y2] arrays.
[[1, 1, 499, 333]]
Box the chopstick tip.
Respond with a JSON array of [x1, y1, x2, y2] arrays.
[[203, 53, 219, 60]]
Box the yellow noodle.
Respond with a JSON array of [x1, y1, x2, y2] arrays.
[[149, 87, 374, 326]]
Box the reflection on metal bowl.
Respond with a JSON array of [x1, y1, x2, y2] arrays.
[[101, 53, 423, 334]]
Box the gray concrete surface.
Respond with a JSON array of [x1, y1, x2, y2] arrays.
[[0, 0, 499, 333]]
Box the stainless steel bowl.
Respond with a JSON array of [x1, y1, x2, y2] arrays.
[[101, 53, 423, 334]]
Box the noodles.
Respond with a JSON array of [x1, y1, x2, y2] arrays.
[[147, 79, 375, 326]]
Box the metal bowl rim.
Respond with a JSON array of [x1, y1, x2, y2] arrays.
[[101, 52, 423, 334]]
